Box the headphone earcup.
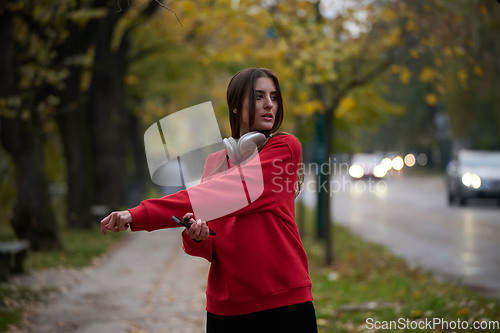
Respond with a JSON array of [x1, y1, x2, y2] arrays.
[[224, 132, 267, 165], [238, 132, 266, 160], [223, 137, 240, 164]]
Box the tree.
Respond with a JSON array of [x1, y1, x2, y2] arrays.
[[54, 5, 109, 229], [256, 0, 412, 263], [124, 0, 418, 264], [0, 1, 63, 250], [0, 0, 173, 251], [352, 1, 500, 157], [439, 0, 500, 150], [55, 0, 161, 225], [257, 0, 486, 263]]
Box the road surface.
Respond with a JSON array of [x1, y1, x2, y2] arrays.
[[301, 172, 500, 301]]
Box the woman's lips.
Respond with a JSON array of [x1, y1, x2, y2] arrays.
[[262, 113, 274, 121]]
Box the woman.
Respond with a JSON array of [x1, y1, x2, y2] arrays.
[[101, 68, 318, 333]]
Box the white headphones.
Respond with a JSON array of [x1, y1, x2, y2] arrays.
[[223, 131, 269, 165]]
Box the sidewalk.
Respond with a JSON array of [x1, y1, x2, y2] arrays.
[[8, 229, 209, 333]]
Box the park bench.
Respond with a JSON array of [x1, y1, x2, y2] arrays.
[[0, 240, 29, 282]]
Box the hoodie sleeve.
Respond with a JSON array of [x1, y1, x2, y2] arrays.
[[181, 229, 215, 262], [128, 135, 301, 231]]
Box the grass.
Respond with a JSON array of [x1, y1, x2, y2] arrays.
[[297, 204, 500, 332], [0, 285, 53, 331], [24, 227, 127, 270]]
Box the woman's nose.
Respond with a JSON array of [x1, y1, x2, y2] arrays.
[[264, 95, 273, 108]]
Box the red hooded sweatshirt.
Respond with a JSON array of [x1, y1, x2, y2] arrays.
[[128, 134, 313, 315]]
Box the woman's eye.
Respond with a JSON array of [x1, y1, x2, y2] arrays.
[[255, 94, 278, 101]]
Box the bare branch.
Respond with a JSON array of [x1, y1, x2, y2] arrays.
[[337, 60, 391, 101], [116, 0, 182, 26], [154, 0, 183, 26]]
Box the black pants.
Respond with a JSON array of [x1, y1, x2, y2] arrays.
[[206, 301, 318, 333]]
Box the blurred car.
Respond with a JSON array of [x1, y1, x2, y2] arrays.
[[348, 153, 387, 179], [446, 150, 500, 206]]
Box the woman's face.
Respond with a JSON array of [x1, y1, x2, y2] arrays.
[[239, 77, 278, 137]]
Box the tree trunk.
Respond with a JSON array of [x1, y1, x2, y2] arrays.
[[55, 20, 95, 229], [127, 112, 147, 207], [313, 83, 336, 265], [0, 119, 63, 251], [85, 1, 158, 213], [56, 68, 93, 228], [0, 5, 63, 251], [88, 9, 130, 212]]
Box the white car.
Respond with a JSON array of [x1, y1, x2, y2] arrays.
[[446, 150, 500, 206]]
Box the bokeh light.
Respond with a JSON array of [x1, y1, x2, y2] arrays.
[[380, 157, 393, 171], [373, 164, 388, 178], [417, 153, 428, 166], [349, 165, 364, 178], [391, 156, 404, 171], [404, 153, 416, 167]]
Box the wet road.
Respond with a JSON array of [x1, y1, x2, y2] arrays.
[[301, 173, 500, 301]]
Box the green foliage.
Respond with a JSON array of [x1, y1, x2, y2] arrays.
[[337, 0, 500, 153], [123, 0, 419, 152], [66, 7, 108, 26]]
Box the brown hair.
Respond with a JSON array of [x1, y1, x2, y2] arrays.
[[226, 68, 284, 138], [224, 68, 303, 197]]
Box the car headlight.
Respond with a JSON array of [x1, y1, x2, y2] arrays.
[[349, 165, 364, 178], [380, 158, 392, 171], [461, 172, 481, 189], [373, 164, 387, 178], [391, 156, 404, 171]]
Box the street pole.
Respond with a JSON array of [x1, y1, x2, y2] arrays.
[[314, 106, 334, 265], [313, 2, 333, 265], [315, 112, 326, 240]]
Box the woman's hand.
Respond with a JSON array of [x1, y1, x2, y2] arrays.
[[183, 213, 210, 242], [100, 210, 133, 235]]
